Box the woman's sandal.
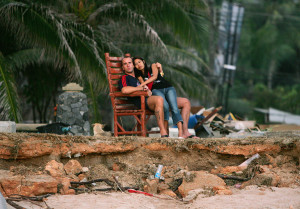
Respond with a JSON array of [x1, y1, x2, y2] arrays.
[[161, 135, 169, 138]]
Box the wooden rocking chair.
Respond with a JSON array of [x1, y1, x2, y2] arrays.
[[105, 53, 155, 137]]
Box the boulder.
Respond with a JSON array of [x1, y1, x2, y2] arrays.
[[45, 160, 65, 177], [178, 171, 226, 197], [64, 160, 82, 175], [0, 170, 57, 197]]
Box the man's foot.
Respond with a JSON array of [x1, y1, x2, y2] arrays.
[[184, 134, 200, 139]]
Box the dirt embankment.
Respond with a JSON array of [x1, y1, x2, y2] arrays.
[[0, 132, 299, 208]]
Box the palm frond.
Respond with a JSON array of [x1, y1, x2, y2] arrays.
[[87, 2, 168, 55], [0, 52, 21, 122]]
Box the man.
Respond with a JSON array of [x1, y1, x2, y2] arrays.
[[118, 57, 168, 137]]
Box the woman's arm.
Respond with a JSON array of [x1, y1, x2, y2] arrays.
[[137, 76, 144, 84], [137, 76, 152, 96], [140, 63, 159, 86], [156, 63, 164, 76]]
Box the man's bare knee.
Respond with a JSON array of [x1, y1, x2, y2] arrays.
[[155, 97, 164, 108], [147, 96, 163, 110]]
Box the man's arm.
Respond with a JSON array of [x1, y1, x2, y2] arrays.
[[121, 85, 145, 94]]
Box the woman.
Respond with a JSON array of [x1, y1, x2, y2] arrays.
[[133, 56, 184, 138]]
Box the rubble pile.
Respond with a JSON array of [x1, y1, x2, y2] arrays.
[[194, 107, 261, 138]]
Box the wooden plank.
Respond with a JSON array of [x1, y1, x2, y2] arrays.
[[115, 99, 130, 105], [110, 74, 122, 80], [110, 62, 121, 67], [109, 57, 123, 61], [116, 105, 137, 110], [109, 68, 123, 74]]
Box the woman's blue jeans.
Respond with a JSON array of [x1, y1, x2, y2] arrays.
[[152, 87, 183, 125]]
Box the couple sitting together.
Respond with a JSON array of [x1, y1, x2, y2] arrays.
[[118, 56, 198, 139]]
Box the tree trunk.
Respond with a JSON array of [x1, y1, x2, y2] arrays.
[[267, 59, 276, 90]]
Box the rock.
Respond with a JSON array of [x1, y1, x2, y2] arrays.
[[45, 160, 65, 177], [241, 169, 281, 188], [82, 167, 89, 173], [0, 170, 57, 197], [178, 171, 226, 198], [64, 160, 82, 175], [182, 188, 206, 202], [57, 177, 75, 195], [112, 163, 121, 171], [78, 174, 86, 181], [157, 182, 169, 192], [159, 189, 177, 198], [74, 153, 81, 158], [213, 186, 233, 195], [144, 179, 158, 194], [215, 189, 233, 195], [211, 166, 242, 174]]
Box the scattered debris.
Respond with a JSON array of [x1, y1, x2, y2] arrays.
[[193, 107, 262, 138]]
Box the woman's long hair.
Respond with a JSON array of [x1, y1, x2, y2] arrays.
[[132, 56, 150, 76]]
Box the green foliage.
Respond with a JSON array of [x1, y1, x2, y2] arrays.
[[0, 52, 21, 122], [250, 83, 300, 118], [0, 0, 212, 123]]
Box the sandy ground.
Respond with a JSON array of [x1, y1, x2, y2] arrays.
[[6, 186, 300, 209]]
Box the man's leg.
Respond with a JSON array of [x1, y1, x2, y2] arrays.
[[177, 97, 192, 138], [147, 96, 168, 136], [152, 89, 170, 135]]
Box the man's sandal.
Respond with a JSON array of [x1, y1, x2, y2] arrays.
[[187, 135, 200, 139]]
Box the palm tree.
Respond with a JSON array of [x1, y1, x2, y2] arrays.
[[0, 0, 212, 123]]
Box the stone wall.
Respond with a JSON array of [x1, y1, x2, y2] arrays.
[[56, 92, 90, 136]]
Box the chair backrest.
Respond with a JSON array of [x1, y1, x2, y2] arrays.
[[105, 53, 123, 94], [105, 53, 137, 110]]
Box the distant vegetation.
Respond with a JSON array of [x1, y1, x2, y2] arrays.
[[0, 0, 299, 124]]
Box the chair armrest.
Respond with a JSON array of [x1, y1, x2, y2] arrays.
[[111, 91, 148, 97]]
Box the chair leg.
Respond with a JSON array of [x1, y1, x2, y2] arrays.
[[141, 112, 146, 137], [114, 113, 118, 137]]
